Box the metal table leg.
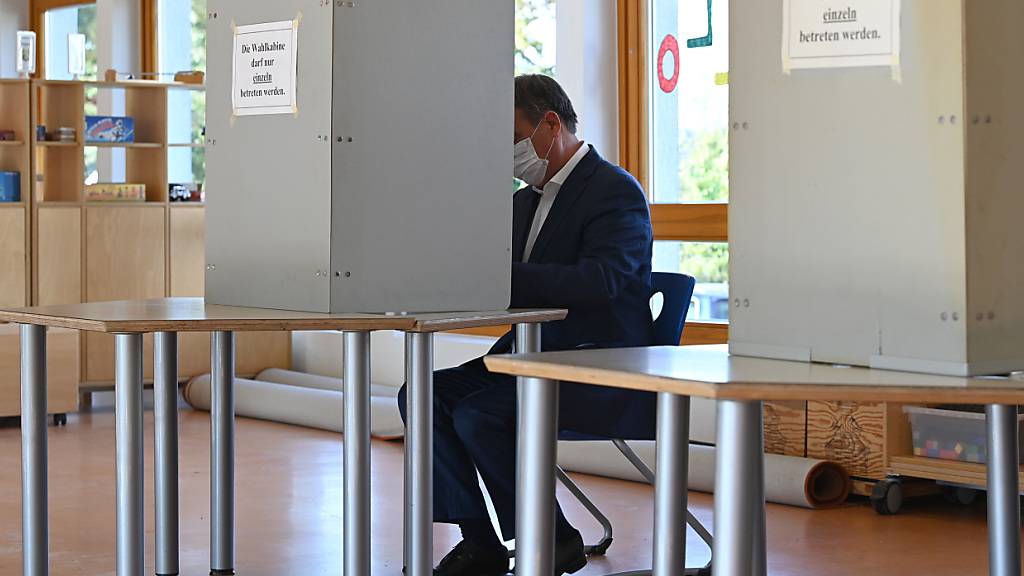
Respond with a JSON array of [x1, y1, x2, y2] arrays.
[[155, 332, 180, 576], [115, 333, 145, 576], [21, 324, 48, 576], [211, 331, 236, 575], [406, 332, 434, 576], [986, 404, 1021, 576], [752, 404, 767, 576], [713, 400, 764, 576], [403, 336, 413, 573], [515, 323, 559, 576], [652, 392, 691, 576], [343, 331, 371, 576]]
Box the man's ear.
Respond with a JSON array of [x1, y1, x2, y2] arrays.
[[543, 110, 562, 133]]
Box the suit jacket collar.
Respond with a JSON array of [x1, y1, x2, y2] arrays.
[[525, 145, 602, 263], [512, 188, 539, 262]]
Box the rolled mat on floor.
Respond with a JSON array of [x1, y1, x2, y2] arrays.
[[185, 372, 849, 508], [183, 374, 406, 440], [557, 440, 849, 509], [256, 368, 401, 397]]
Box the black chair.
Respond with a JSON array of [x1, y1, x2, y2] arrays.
[[549, 272, 713, 575]]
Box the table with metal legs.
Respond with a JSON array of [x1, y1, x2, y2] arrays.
[[484, 345, 1024, 576], [398, 310, 566, 576], [3, 298, 419, 576]]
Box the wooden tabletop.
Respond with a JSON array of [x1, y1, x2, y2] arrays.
[[484, 345, 1024, 404], [0, 298, 566, 334], [0, 298, 418, 333], [405, 309, 567, 333]]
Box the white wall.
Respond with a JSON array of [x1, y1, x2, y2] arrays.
[[0, 0, 28, 78], [95, 0, 140, 181], [556, 0, 619, 163]]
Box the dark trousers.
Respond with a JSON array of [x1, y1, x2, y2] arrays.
[[397, 358, 572, 541]]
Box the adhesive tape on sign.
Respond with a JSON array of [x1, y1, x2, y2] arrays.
[[657, 35, 680, 94]]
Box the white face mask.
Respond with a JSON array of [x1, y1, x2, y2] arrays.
[[514, 122, 555, 187]]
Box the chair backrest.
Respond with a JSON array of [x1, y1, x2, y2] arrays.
[[650, 272, 697, 346]]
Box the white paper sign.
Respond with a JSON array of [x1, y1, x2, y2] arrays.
[[16, 31, 36, 76], [232, 19, 299, 116], [68, 33, 86, 77], [782, 0, 900, 71]]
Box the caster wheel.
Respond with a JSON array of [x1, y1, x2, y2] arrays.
[[51, 414, 68, 427], [943, 486, 978, 506], [871, 478, 904, 515]]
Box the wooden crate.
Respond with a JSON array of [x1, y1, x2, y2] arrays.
[[807, 401, 912, 481], [764, 400, 807, 457]]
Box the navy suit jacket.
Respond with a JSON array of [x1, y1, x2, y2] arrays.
[[485, 145, 658, 440]]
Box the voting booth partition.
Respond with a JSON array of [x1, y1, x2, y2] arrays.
[[205, 0, 514, 313], [729, 0, 1024, 377]]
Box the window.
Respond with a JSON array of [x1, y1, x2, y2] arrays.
[[620, 0, 730, 343], [515, 0, 556, 76], [654, 241, 729, 321], [158, 0, 207, 193], [649, 0, 728, 204], [43, 2, 97, 81]]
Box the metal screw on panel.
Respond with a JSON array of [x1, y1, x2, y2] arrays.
[[732, 122, 740, 131], [742, 122, 749, 130], [743, 299, 750, 308], [973, 116, 981, 125], [734, 298, 741, 308], [952, 312, 960, 322], [986, 115, 993, 124], [941, 312, 948, 321], [348, 137, 353, 142], [950, 115, 957, 125], [938, 116, 946, 125], [977, 312, 984, 322], [345, 271, 352, 278], [988, 311, 996, 320]]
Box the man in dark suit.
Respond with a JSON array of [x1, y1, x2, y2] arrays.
[[398, 74, 655, 576]]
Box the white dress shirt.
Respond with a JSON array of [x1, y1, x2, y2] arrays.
[[522, 142, 589, 261]]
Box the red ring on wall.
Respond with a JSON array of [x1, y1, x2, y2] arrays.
[[657, 35, 680, 93]]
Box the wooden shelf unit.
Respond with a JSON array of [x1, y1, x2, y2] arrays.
[[25, 79, 289, 390], [0, 79, 78, 417], [0, 79, 31, 310]]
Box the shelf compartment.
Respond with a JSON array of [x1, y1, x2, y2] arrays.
[[33, 144, 82, 203]]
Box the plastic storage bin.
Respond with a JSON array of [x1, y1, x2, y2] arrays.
[[905, 406, 1024, 464]]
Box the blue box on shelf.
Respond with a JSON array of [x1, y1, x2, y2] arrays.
[[0, 172, 20, 202], [85, 115, 135, 143]]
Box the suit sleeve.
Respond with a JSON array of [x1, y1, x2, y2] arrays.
[[510, 175, 652, 309]]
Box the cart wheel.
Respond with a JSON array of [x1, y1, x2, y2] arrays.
[[871, 478, 903, 515], [52, 414, 68, 427], [942, 486, 978, 506]]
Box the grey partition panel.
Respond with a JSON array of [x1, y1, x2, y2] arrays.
[[963, 0, 1024, 369], [205, 0, 334, 312], [205, 0, 512, 314], [728, 0, 969, 369], [329, 1, 513, 313]]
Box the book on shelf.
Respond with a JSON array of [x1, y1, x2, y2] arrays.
[[0, 172, 20, 202], [85, 183, 146, 202]]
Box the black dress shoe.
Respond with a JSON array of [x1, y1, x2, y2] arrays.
[[554, 530, 587, 575], [434, 539, 510, 576]]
